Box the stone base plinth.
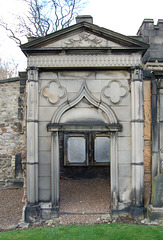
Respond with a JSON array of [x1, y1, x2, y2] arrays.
[[112, 205, 145, 219], [24, 203, 59, 223], [147, 205, 163, 221]]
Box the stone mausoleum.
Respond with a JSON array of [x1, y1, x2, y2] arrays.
[[0, 16, 163, 222]]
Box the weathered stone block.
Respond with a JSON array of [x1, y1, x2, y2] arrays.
[[38, 122, 50, 137], [39, 107, 57, 121], [118, 122, 131, 137], [39, 137, 51, 151], [144, 144, 152, 172], [25, 205, 41, 223], [95, 70, 130, 80], [18, 108, 23, 120], [41, 210, 51, 220], [147, 205, 163, 221], [118, 165, 131, 178], [15, 153, 23, 178], [18, 97, 24, 107], [151, 174, 163, 207], [39, 176, 51, 189], [118, 150, 131, 164], [58, 71, 95, 79], [39, 189, 51, 201], [20, 86, 25, 94], [144, 181, 151, 206], [111, 106, 131, 122], [38, 164, 50, 177], [159, 95, 163, 121], [38, 151, 51, 164], [118, 137, 131, 151], [39, 72, 58, 80]]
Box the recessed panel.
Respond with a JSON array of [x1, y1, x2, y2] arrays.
[[94, 137, 110, 163]]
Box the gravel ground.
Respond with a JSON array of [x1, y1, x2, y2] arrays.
[[0, 178, 111, 228], [0, 188, 24, 229], [60, 178, 111, 213], [0, 181, 162, 229], [59, 178, 111, 225]]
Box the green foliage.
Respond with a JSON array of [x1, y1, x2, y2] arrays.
[[0, 224, 163, 240]]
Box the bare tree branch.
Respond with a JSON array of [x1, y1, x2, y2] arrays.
[[0, 20, 22, 45], [0, 0, 88, 45]]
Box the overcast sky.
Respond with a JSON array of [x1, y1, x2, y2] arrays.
[[0, 0, 163, 71]]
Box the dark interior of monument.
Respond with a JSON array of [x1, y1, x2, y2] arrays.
[[59, 132, 111, 213]]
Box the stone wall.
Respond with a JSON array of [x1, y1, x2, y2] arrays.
[[0, 76, 26, 188], [143, 80, 152, 206]]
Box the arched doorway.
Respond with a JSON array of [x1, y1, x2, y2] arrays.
[[48, 82, 121, 215]]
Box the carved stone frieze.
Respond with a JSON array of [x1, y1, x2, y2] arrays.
[[40, 32, 122, 48], [28, 54, 141, 68], [64, 32, 120, 47], [42, 80, 67, 104], [102, 80, 128, 104]]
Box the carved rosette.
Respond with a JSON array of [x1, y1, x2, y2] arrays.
[[42, 80, 67, 104], [102, 80, 128, 104]]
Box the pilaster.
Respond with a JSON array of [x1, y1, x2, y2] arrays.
[[110, 132, 118, 211], [51, 132, 60, 207], [131, 68, 144, 206], [26, 67, 39, 204]]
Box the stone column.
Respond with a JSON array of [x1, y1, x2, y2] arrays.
[[131, 68, 144, 209], [26, 67, 39, 204]]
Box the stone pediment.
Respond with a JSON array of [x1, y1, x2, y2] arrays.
[[40, 32, 122, 49], [21, 21, 148, 53]]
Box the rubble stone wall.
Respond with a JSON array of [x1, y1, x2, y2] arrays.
[[0, 79, 26, 188]]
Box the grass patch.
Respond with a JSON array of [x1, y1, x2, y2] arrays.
[[0, 224, 163, 240]]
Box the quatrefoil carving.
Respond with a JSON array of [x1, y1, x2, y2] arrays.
[[102, 80, 128, 104], [42, 80, 66, 104]]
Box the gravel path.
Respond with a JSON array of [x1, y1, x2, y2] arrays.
[[0, 178, 111, 228], [60, 178, 110, 213], [59, 178, 111, 225]]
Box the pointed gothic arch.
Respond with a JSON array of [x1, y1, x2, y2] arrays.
[[51, 81, 118, 125]]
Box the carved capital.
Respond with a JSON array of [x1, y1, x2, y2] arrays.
[[27, 67, 39, 82], [131, 68, 143, 82]]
